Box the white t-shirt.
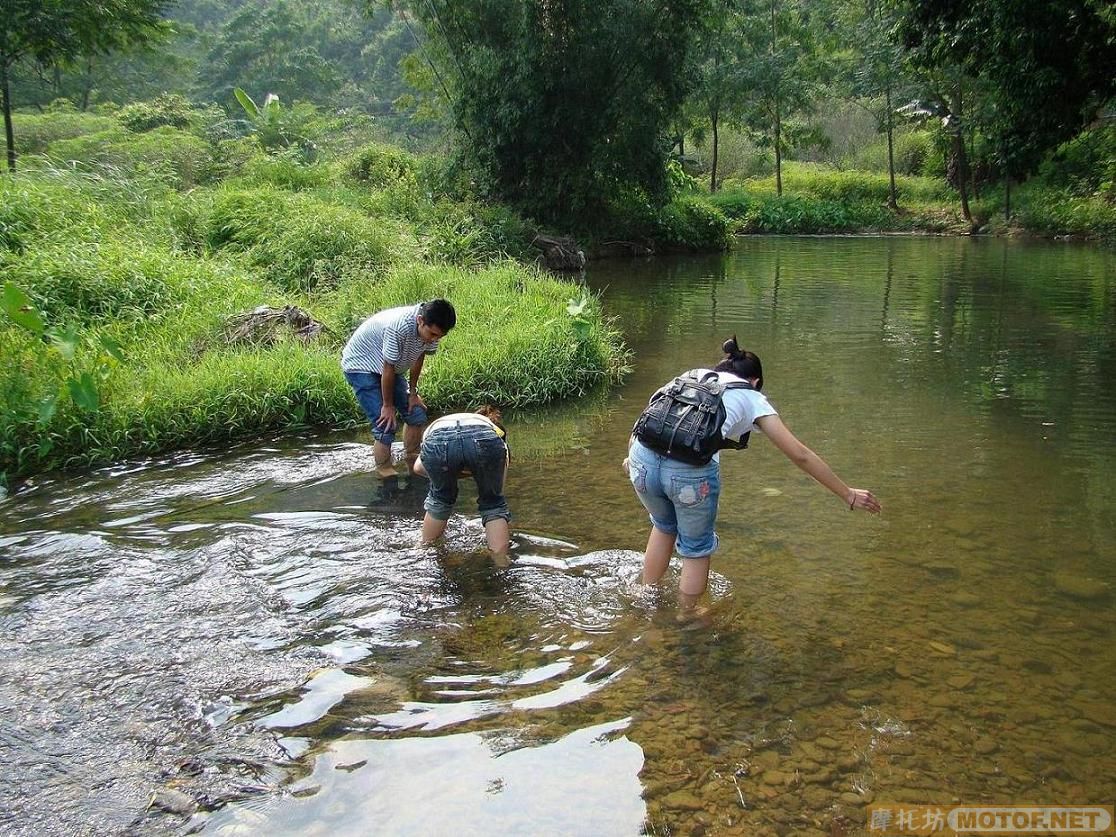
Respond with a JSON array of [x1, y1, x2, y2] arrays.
[[686, 367, 778, 447], [422, 413, 504, 440]]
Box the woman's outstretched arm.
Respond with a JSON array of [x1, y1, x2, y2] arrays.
[[755, 414, 881, 513]]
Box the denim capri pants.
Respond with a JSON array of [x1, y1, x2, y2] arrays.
[[344, 370, 428, 445], [627, 439, 721, 558], [421, 423, 510, 524]]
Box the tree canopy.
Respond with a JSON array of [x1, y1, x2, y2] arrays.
[[395, 0, 715, 228], [1, 0, 171, 170]]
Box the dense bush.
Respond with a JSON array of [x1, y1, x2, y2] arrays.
[[652, 198, 731, 251], [708, 191, 895, 233], [203, 186, 413, 290], [346, 143, 418, 187], [852, 130, 936, 177], [117, 94, 197, 133], [1037, 124, 1116, 198]]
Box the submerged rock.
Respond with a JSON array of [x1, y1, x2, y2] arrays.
[[149, 787, 197, 817], [1052, 572, 1109, 602]]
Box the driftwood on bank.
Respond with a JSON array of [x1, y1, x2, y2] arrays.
[[223, 305, 330, 347], [593, 240, 655, 258], [532, 233, 586, 272]]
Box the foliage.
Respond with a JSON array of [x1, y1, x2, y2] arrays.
[[0, 0, 172, 170], [346, 142, 417, 187], [203, 186, 413, 291], [400, 0, 714, 228], [232, 88, 315, 154], [652, 198, 732, 251], [117, 93, 196, 132], [1037, 123, 1116, 199], [899, 0, 1116, 180]]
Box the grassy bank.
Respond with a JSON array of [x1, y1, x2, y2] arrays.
[[692, 160, 1116, 242], [0, 114, 628, 484]]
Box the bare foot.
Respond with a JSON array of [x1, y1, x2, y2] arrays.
[[376, 463, 398, 478], [676, 605, 713, 631]]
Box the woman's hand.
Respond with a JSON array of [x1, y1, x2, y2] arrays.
[[846, 488, 881, 514]]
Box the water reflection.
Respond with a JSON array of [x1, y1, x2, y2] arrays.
[[1, 237, 1115, 836]]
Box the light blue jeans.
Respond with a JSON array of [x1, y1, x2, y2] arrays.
[[627, 440, 721, 558]]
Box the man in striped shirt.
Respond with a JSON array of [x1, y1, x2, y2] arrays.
[[342, 299, 457, 476]]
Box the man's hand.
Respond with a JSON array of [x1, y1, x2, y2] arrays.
[[408, 391, 426, 411], [376, 404, 397, 431]]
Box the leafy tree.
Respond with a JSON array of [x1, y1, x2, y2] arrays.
[[0, 0, 170, 171], [688, 1, 754, 192], [735, 0, 823, 195], [390, 0, 714, 228], [838, 0, 912, 209], [900, 0, 1116, 214]]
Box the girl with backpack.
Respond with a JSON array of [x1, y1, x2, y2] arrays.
[[625, 336, 881, 618]]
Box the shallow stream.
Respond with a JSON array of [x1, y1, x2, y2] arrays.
[[2, 236, 1114, 835]]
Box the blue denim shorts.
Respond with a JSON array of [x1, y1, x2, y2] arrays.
[[421, 423, 510, 524], [344, 370, 428, 445], [627, 439, 721, 558]]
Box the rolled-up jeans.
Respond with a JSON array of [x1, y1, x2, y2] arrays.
[[627, 439, 721, 558], [344, 370, 427, 445], [421, 423, 510, 524]]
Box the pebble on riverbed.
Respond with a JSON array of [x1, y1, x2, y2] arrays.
[[148, 787, 197, 817]]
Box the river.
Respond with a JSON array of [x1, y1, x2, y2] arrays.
[[1, 236, 1114, 835]]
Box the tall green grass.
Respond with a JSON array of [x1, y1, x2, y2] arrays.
[[0, 151, 627, 482]]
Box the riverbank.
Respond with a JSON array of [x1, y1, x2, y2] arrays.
[[0, 127, 628, 485]]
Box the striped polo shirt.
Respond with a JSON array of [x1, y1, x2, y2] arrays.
[[341, 304, 439, 374]]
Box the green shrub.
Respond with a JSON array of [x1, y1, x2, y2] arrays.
[[1037, 124, 1116, 197], [239, 152, 333, 191], [0, 169, 132, 252], [346, 143, 418, 187], [653, 198, 731, 250], [1015, 188, 1116, 240], [11, 111, 118, 155], [415, 199, 535, 265], [117, 94, 196, 133], [708, 191, 895, 233]]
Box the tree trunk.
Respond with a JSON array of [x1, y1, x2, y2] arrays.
[[80, 57, 94, 111], [884, 83, 898, 210], [1004, 177, 1011, 220], [949, 87, 972, 224], [710, 107, 719, 193], [770, 0, 782, 196], [2, 62, 16, 173], [774, 98, 783, 196]]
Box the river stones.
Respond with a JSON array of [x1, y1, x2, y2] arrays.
[[1052, 572, 1109, 601], [149, 787, 197, 816]]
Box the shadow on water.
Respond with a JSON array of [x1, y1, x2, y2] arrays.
[[2, 237, 1116, 836]]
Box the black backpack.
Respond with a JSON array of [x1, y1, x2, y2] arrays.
[[632, 371, 754, 465]]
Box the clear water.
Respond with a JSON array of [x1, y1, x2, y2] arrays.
[[1, 236, 1114, 836]]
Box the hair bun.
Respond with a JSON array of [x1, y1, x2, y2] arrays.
[[722, 335, 741, 357]]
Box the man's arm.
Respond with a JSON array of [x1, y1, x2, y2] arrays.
[[408, 352, 427, 409]]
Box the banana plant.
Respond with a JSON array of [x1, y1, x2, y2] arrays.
[[233, 87, 311, 152]]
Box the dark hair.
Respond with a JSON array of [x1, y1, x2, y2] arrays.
[[419, 298, 456, 332], [713, 335, 763, 390], [475, 404, 505, 434]]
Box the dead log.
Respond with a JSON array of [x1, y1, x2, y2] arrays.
[[223, 305, 330, 347], [532, 233, 586, 272]]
